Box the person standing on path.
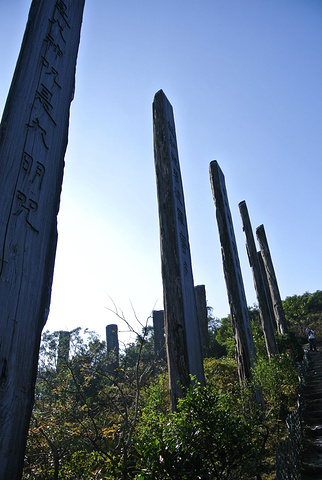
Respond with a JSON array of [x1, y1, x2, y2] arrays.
[[307, 327, 317, 351]]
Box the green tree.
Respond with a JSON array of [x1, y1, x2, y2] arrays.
[[307, 290, 322, 312], [215, 315, 235, 357], [282, 290, 322, 340], [24, 328, 110, 480], [215, 306, 263, 359], [24, 322, 167, 480], [282, 293, 310, 336], [204, 308, 227, 358]]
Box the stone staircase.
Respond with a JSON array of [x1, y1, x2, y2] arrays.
[[301, 349, 322, 479]]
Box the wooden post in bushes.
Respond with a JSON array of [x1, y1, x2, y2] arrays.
[[209, 161, 256, 387], [0, 1, 85, 477], [256, 224, 288, 335], [106, 324, 119, 373], [56, 330, 70, 372], [153, 289, 208, 362], [194, 284, 209, 352], [153, 90, 205, 409], [239, 201, 278, 357], [152, 310, 166, 361]]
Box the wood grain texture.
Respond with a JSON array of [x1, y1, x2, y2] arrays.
[[256, 224, 288, 335], [239, 201, 278, 356], [153, 90, 204, 409], [0, 1, 85, 477], [209, 161, 256, 386]]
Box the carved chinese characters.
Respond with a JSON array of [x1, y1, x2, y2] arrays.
[[0, 1, 85, 477], [167, 121, 190, 278], [12, 3, 70, 239]]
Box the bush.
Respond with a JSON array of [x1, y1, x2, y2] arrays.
[[134, 382, 264, 480], [251, 352, 298, 423]]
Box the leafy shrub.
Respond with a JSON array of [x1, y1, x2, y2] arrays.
[[251, 352, 298, 423], [61, 451, 111, 480], [134, 382, 264, 480], [203, 356, 240, 399]]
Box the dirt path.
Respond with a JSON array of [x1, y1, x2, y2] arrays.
[[301, 348, 322, 479]]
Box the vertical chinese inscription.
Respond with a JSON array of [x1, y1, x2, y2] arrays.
[[209, 161, 256, 386], [10, 1, 71, 240], [0, 1, 85, 477], [153, 90, 204, 409], [167, 119, 190, 279]]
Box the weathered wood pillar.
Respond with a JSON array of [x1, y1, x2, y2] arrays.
[[153, 90, 205, 409], [194, 284, 209, 351], [209, 161, 256, 386], [56, 330, 70, 372], [152, 292, 208, 361], [152, 310, 166, 361], [256, 225, 288, 335], [106, 324, 119, 374], [258, 250, 277, 331], [0, 1, 85, 477], [238, 201, 278, 357]]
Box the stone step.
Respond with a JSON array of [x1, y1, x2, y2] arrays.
[[301, 465, 322, 480], [301, 349, 322, 479], [303, 391, 322, 399], [303, 418, 322, 428], [304, 376, 322, 382], [303, 425, 322, 437]]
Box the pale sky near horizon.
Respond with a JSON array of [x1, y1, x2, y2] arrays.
[[1, 0, 321, 346]]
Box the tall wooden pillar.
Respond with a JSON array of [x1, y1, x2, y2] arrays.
[[239, 201, 278, 356], [256, 225, 287, 335], [194, 284, 209, 351], [152, 310, 166, 360], [56, 330, 70, 372], [152, 290, 208, 362], [106, 324, 119, 374], [153, 90, 205, 409], [0, 1, 85, 477], [209, 161, 256, 386], [258, 250, 277, 331]]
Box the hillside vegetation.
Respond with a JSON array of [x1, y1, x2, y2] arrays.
[[23, 290, 322, 479]]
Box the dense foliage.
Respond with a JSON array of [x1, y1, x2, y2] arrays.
[[282, 290, 322, 339], [23, 290, 322, 479], [134, 380, 264, 479]]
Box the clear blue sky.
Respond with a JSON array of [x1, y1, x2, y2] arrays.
[[1, 0, 321, 345]]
